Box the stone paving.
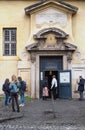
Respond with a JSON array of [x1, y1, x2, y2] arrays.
[[0, 98, 85, 130]]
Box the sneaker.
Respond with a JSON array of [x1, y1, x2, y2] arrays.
[[19, 104, 24, 107], [22, 104, 24, 107], [19, 104, 23, 107]]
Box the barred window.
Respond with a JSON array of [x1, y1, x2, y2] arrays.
[[3, 28, 17, 56]]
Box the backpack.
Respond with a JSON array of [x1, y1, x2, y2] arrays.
[[21, 81, 26, 91], [11, 83, 19, 93]]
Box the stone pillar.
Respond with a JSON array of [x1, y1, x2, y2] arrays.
[[63, 55, 68, 70], [67, 52, 72, 69], [36, 55, 39, 98], [30, 53, 36, 98]]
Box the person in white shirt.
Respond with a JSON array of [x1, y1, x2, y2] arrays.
[[51, 75, 57, 100]]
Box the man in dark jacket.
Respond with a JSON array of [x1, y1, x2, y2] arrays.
[[78, 76, 85, 100], [2, 78, 10, 106]]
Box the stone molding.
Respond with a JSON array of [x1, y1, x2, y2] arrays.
[[25, 0, 78, 15]]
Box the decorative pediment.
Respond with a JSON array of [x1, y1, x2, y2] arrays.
[[33, 27, 68, 39], [26, 27, 77, 52], [25, 0, 78, 15]]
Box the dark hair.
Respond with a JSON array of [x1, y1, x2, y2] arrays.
[[53, 75, 56, 78], [79, 76, 82, 78], [5, 78, 9, 83], [18, 76, 22, 81]]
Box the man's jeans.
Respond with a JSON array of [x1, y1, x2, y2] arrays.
[[20, 93, 24, 104]]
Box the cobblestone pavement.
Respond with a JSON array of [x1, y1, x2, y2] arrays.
[[0, 98, 85, 130]]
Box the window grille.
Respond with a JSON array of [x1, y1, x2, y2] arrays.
[[3, 28, 17, 56]]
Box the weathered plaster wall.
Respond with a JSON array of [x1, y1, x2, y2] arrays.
[[0, 0, 85, 98]]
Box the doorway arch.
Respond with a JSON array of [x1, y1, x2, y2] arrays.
[[26, 27, 77, 98]]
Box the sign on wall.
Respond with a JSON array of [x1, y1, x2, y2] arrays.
[[60, 72, 70, 83]]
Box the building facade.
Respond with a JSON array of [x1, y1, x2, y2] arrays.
[[0, 0, 85, 98]]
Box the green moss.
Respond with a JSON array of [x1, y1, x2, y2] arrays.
[[25, 96, 32, 101]]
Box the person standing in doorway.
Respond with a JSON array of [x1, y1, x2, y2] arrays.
[[51, 75, 57, 100], [42, 76, 49, 100], [77, 76, 85, 100]]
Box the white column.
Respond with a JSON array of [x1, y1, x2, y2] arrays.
[[68, 62, 72, 70], [63, 55, 67, 70], [36, 55, 39, 98], [31, 62, 36, 98]]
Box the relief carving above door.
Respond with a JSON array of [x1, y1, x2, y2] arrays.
[[26, 27, 77, 51]]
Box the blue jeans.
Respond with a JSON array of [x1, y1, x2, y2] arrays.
[[5, 93, 9, 106], [20, 93, 24, 104]]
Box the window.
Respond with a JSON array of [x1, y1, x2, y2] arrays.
[[3, 28, 17, 56]]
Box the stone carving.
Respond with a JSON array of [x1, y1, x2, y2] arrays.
[[45, 34, 57, 45], [26, 28, 77, 60], [36, 8, 67, 25], [39, 39, 46, 48], [30, 53, 36, 63], [67, 52, 72, 63]]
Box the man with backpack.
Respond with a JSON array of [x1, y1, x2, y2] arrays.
[[18, 76, 26, 107]]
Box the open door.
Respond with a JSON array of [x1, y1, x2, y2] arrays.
[[45, 70, 59, 98], [58, 70, 72, 99]]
